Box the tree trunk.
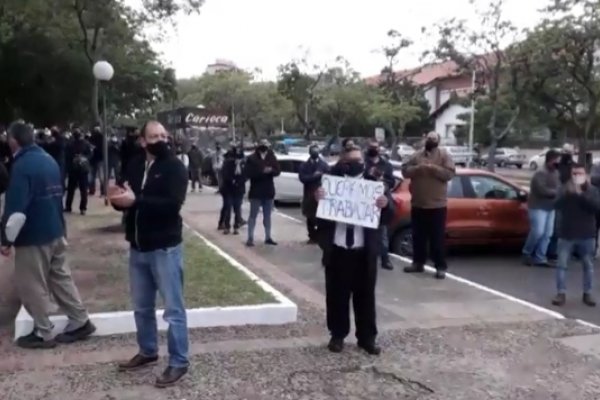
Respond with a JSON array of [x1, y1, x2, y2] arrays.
[[486, 101, 498, 172], [389, 125, 401, 161]]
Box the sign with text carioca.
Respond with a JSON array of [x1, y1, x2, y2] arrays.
[[316, 174, 384, 229]]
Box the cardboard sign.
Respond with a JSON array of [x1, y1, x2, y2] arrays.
[[316, 174, 384, 229]]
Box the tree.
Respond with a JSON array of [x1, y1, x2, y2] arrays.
[[277, 59, 325, 138], [427, 0, 524, 170], [511, 0, 600, 162]]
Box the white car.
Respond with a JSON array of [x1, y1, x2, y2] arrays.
[[274, 153, 310, 203], [396, 144, 415, 160], [528, 148, 559, 170], [445, 146, 476, 167]]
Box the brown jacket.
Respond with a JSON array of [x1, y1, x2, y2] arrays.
[[401, 147, 456, 209]]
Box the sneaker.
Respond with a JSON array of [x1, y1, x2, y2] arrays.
[[223, 228, 230, 235], [551, 293, 566, 306], [403, 264, 425, 273], [64, 208, 72, 213], [16, 331, 56, 349], [435, 270, 446, 280], [265, 238, 278, 246], [583, 293, 597, 307], [327, 338, 344, 353], [80, 210, 86, 216], [381, 260, 394, 270], [233, 229, 239, 235], [522, 255, 533, 266], [357, 340, 381, 356], [306, 239, 318, 245], [118, 354, 159, 372], [245, 240, 254, 247], [55, 320, 96, 343], [155, 366, 188, 388]]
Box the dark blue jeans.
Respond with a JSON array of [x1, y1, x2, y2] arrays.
[[247, 198, 273, 243], [223, 193, 243, 229], [556, 238, 595, 294], [129, 244, 189, 368]]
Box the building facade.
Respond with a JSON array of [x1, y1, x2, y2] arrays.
[[205, 59, 239, 75]]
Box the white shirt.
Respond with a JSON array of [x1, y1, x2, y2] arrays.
[[334, 222, 365, 249], [142, 160, 154, 188]]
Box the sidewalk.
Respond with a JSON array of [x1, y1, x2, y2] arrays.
[[1, 192, 600, 399]]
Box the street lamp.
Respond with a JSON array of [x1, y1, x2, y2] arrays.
[[93, 61, 114, 205]]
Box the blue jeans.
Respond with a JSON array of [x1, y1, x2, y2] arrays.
[[380, 225, 389, 261], [247, 198, 273, 242], [129, 244, 189, 368], [522, 209, 555, 263], [556, 238, 595, 294]]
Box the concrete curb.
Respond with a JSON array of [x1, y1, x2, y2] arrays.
[[14, 225, 298, 340]]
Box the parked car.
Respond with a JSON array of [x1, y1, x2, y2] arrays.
[[396, 144, 415, 160], [480, 148, 526, 168], [388, 168, 529, 256], [528, 148, 558, 170], [444, 146, 476, 167], [273, 153, 311, 203]]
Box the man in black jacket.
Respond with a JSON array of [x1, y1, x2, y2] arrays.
[[65, 129, 92, 215], [298, 144, 329, 244], [315, 145, 394, 355], [108, 120, 189, 388], [244, 139, 281, 247], [221, 144, 246, 235], [364, 139, 395, 270], [45, 127, 66, 187], [119, 127, 143, 183], [88, 126, 105, 196]]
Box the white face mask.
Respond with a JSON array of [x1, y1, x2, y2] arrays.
[[574, 175, 586, 185]]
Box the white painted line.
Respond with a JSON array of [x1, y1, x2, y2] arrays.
[[14, 224, 298, 340], [275, 208, 600, 329], [275, 210, 302, 223]]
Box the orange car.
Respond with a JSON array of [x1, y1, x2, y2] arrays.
[[388, 168, 530, 256]]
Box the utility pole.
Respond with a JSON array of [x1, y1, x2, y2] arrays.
[[468, 69, 476, 167]]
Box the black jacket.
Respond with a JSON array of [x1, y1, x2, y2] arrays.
[[65, 138, 92, 176], [558, 154, 574, 184], [555, 184, 600, 240], [298, 156, 329, 216], [119, 137, 143, 182], [316, 163, 395, 267], [365, 157, 395, 190], [245, 150, 281, 199], [221, 150, 247, 195], [90, 132, 104, 164], [118, 154, 188, 252]]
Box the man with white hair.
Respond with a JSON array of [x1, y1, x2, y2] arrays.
[[401, 131, 455, 279]]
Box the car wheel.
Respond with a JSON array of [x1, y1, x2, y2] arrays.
[[391, 227, 413, 257], [529, 161, 538, 171], [516, 163, 523, 169], [498, 160, 506, 168]]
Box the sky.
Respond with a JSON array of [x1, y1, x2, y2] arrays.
[[148, 0, 549, 81]]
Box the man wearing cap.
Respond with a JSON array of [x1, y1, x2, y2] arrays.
[[1, 121, 95, 349], [401, 131, 455, 279], [244, 139, 281, 247]]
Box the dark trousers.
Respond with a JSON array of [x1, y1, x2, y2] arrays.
[[89, 161, 105, 196], [65, 173, 89, 212], [190, 168, 202, 190], [325, 245, 377, 342], [306, 216, 318, 240], [223, 193, 243, 229], [412, 207, 447, 271], [218, 192, 227, 228]]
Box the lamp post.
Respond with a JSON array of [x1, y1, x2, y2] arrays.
[[92, 60, 114, 205]]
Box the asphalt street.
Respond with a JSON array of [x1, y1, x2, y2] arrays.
[[275, 167, 600, 327]]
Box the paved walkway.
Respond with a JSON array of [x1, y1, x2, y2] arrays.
[[1, 191, 600, 399]]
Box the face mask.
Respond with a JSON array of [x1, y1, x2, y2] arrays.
[[258, 145, 268, 153], [574, 175, 586, 185], [425, 140, 438, 151], [73, 133, 82, 140], [146, 141, 170, 158], [309, 151, 319, 159], [342, 161, 364, 177], [367, 148, 379, 158]]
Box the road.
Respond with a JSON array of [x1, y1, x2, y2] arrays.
[[275, 167, 600, 327]]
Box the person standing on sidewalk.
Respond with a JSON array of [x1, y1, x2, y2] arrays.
[[552, 163, 600, 307], [109, 120, 189, 388], [88, 126, 105, 196], [522, 149, 560, 267], [364, 139, 395, 270], [245, 139, 280, 247], [64, 129, 92, 215], [315, 145, 394, 355], [401, 131, 455, 279], [221, 143, 247, 235], [212, 142, 225, 193], [299, 144, 329, 244], [1, 121, 95, 349], [187, 144, 203, 192]]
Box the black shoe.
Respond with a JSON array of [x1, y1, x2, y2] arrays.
[[233, 229, 239, 235], [155, 366, 189, 388], [16, 331, 56, 349], [551, 293, 566, 306], [80, 210, 86, 216], [223, 228, 230, 235], [403, 264, 425, 273], [64, 208, 72, 213], [265, 238, 278, 246], [435, 270, 446, 280], [118, 354, 159, 372], [55, 320, 96, 344], [583, 293, 597, 307], [327, 338, 344, 353], [246, 240, 254, 247], [217, 224, 225, 231], [382, 260, 394, 270], [522, 255, 533, 266], [357, 340, 381, 356], [306, 239, 318, 245]]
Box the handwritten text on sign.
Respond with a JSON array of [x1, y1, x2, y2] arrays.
[[316, 174, 384, 229]]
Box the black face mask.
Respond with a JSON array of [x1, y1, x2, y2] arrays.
[[340, 161, 364, 177], [309, 151, 319, 159], [367, 148, 379, 158], [425, 140, 438, 151], [257, 145, 268, 153], [73, 133, 82, 140], [146, 141, 170, 158]]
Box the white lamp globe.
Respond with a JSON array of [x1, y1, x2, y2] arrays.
[[93, 61, 114, 81]]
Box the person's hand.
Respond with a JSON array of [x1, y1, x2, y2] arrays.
[[0, 246, 11, 257], [264, 166, 273, 173], [315, 187, 325, 201], [314, 170, 322, 176], [375, 195, 388, 209], [109, 183, 136, 208]]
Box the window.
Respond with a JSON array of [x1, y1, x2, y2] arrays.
[[447, 177, 464, 198], [467, 175, 518, 200], [279, 160, 294, 173]]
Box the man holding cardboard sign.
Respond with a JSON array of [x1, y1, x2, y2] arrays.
[[315, 145, 394, 355]]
